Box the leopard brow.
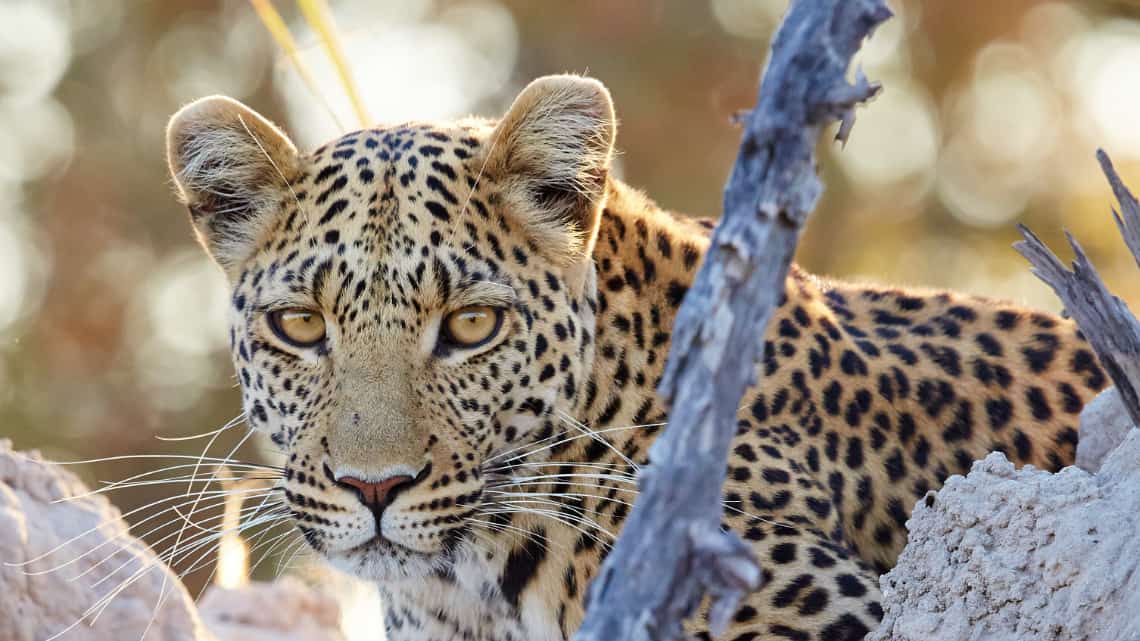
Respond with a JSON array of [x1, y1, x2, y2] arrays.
[[452, 279, 517, 309], [250, 295, 319, 314]]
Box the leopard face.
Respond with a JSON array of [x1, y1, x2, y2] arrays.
[[165, 77, 613, 581]]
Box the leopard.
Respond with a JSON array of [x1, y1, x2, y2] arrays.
[[164, 75, 1108, 641]]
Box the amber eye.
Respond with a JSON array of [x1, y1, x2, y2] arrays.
[[268, 309, 326, 347], [441, 305, 502, 348]]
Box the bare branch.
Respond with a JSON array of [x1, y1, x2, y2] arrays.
[[1100, 149, 1140, 271], [570, 1, 891, 640], [1014, 149, 1140, 428]]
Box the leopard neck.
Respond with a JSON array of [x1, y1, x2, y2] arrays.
[[574, 180, 712, 432]]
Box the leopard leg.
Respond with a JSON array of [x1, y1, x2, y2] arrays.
[[707, 451, 883, 641], [708, 523, 882, 641]]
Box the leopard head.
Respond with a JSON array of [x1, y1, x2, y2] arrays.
[[164, 76, 615, 580]]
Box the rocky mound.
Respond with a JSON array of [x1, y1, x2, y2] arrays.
[[868, 389, 1140, 641], [0, 439, 346, 641], [0, 440, 207, 641]]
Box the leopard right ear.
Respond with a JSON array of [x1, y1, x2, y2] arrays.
[[166, 96, 300, 273]]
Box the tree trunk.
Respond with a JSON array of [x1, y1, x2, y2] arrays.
[[571, 1, 891, 640]]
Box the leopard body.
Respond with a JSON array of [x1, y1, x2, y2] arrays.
[[164, 76, 1106, 641]]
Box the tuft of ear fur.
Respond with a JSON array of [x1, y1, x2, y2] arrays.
[[483, 75, 616, 262], [166, 96, 300, 272]]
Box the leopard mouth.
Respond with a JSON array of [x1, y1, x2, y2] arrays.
[[345, 534, 396, 555], [322, 531, 446, 581]]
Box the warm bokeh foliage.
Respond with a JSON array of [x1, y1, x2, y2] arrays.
[[3, 0, 1140, 592]]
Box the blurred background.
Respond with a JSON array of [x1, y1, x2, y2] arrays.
[[3, 0, 1140, 608]]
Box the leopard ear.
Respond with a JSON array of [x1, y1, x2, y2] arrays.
[[484, 75, 616, 262], [166, 96, 300, 273]]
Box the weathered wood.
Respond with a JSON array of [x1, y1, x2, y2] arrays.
[[571, 2, 891, 640], [1103, 149, 1140, 272], [1014, 149, 1140, 428]]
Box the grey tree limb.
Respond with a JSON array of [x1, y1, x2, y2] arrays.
[[571, 2, 891, 640], [1014, 149, 1140, 428]]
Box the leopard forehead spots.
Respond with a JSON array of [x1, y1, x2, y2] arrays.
[[166, 77, 1108, 641]]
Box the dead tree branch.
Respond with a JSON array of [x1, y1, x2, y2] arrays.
[[1015, 149, 1140, 428], [571, 2, 891, 640]]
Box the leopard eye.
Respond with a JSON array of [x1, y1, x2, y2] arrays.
[[441, 305, 502, 348], [268, 309, 326, 347]]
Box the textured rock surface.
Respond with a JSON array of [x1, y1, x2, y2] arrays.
[[198, 578, 346, 641], [868, 429, 1140, 641], [1075, 386, 1135, 472], [0, 439, 208, 641], [0, 440, 349, 641]]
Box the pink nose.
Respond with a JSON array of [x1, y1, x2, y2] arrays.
[[336, 474, 414, 515]]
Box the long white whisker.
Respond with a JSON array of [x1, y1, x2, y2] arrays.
[[92, 471, 278, 494], [447, 121, 501, 250], [59, 494, 276, 581], [492, 472, 638, 486], [465, 517, 569, 555], [237, 114, 306, 215], [84, 499, 281, 587], [49, 453, 279, 469], [487, 460, 636, 474], [277, 537, 313, 575], [486, 489, 636, 510], [83, 508, 291, 632], [154, 413, 246, 442], [486, 421, 663, 465], [74, 497, 281, 625], [487, 479, 640, 496], [481, 504, 613, 548], [244, 526, 300, 580], [168, 510, 293, 583], [168, 490, 280, 535], [8, 487, 272, 569], [156, 426, 257, 635], [556, 410, 640, 471], [168, 428, 256, 572]]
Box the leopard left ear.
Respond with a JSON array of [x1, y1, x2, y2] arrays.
[[166, 96, 300, 274], [483, 75, 616, 262]]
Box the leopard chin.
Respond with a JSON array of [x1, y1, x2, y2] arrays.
[[324, 536, 446, 582]]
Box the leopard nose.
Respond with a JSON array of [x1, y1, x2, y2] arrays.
[[336, 474, 415, 516]]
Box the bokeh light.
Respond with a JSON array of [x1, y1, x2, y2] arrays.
[[277, 0, 519, 146]]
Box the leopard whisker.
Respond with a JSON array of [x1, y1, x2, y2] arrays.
[[168, 489, 282, 535], [89, 508, 293, 636], [277, 537, 314, 575], [49, 453, 280, 472], [447, 116, 502, 251], [76, 499, 280, 583], [87, 503, 286, 589], [10, 489, 269, 572], [154, 412, 246, 442], [488, 459, 636, 471], [485, 495, 615, 525], [555, 410, 641, 471], [486, 489, 636, 510], [481, 504, 614, 549], [71, 496, 279, 584], [243, 526, 302, 584], [71, 509, 287, 634], [168, 510, 293, 583], [485, 421, 663, 466], [491, 472, 638, 487], [485, 479, 640, 496], [466, 517, 570, 555], [93, 473, 279, 494], [165, 427, 258, 597]]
